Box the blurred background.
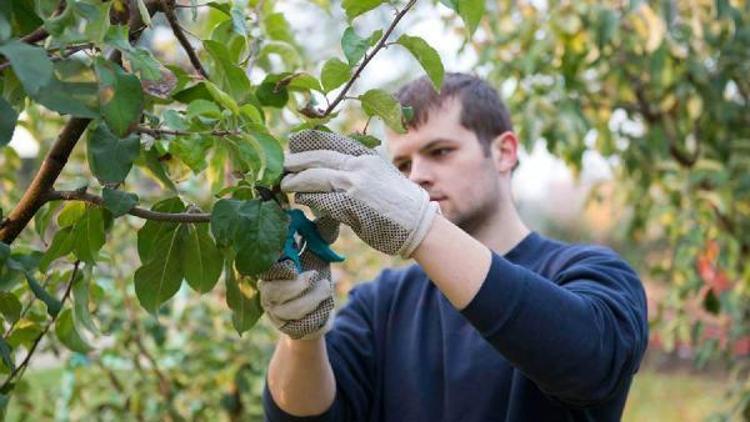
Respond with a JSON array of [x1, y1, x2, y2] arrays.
[[2, 0, 748, 420]]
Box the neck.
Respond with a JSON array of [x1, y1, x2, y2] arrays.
[[468, 198, 530, 256]]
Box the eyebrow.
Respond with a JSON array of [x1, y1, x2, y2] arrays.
[[392, 138, 457, 164]]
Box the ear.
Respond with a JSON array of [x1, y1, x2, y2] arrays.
[[489, 131, 519, 173]]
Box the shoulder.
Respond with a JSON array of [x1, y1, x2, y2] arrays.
[[534, 234, 639, 282]]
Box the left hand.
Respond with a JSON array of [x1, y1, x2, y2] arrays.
[[281, 130, 440, 258]]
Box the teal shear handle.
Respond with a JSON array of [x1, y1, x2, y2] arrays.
[[281, 209, 345, 272]]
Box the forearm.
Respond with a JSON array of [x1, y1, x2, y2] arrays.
[[267, 336, 336, 416], [411, 214, 492, 309]]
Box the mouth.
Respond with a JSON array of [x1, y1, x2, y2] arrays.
[[430, 196, 446, 202]]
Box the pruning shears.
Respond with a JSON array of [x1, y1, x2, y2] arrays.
[[282, 209, 345, 272], [255, 185, 345, 272]]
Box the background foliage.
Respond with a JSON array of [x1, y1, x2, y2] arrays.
[[0, 0, 748, 420]]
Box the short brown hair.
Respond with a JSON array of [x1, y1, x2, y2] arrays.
[[395, 72, 514, 155]]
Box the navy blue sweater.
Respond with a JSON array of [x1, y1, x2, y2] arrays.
[[263, 231, 649, 421]]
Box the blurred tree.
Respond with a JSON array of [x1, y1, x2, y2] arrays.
[[475, 0, 749, 418]]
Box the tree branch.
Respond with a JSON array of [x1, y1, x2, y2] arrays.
[[160, 0, 209, 79], [43, 190, 211, 223], [322, 0, 418, 116], [20, 27, 49, 44], [135, 126, 240, 138], [0, 0, 161, 245], [0, 261, 81, 392]]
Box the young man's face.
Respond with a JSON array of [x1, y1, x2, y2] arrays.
[[387, 97, 505, 233]]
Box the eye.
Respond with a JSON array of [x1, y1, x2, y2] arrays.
[[431, 148, 452, 157], [396, 161, 411, 174]]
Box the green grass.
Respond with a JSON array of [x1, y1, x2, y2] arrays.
[[623, 369, 726, 421]]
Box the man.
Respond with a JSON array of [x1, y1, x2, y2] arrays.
[[259, 73, 648, 421]]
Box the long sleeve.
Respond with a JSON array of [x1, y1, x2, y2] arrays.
[[459, 246, 648, 407], [263, 281, 380, 421]]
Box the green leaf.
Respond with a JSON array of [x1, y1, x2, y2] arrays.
[[87, 124, 140, 185], [204, 81, 240, 115], [341, 27, 372, 65], [137, 197, 185, 261], [72, 268, 98, 335], [0, 337, 14, 372], [341, 0, 385, 19], [0, 292, 21, 323], [320, 58, 351, 93], [102, 188, 138, 217], [33, 78, 100, 118], [71, 206, 106, 264], [0, 243, 8, 269], [94, 58, 145, 137], [222, 136, 258, 178], [210, 19, 248, 63], [224, 261, 262, 335], [210, 199, 243, 249], [134, 224, 187, 314], [25, 273, 62, 317], [105, 26, 162, 81], [457, 0, 484, 36], [203, 40, 251, 103], [58, 202, 87, 228], [396, 34, 444, 91], [0, 2, 11, 41], [186, 99, 221, 121], [230, 2, 248, 36], [0, 39, 53, 97], [135, 147, 179, 192], [287, 73, 323, 93], [259, 41, 302, 70], [264, 12, 295, 43], [135, 0, 152, 27], [249, 131, 284, 185], [233, 200, 288, 276], [349, 133, 382, 148], [7, 320, 42, 349], [39, 227, 75, 272], [54, 309, 92, 353], [0, 97, 17, 147], [359, 89, 406, 133], [169, 134, 212, 174], [256, 78, 289, 108], [183, 224, 223, 293]]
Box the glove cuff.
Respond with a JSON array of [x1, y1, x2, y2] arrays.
[[398, 199, 440, 259], [295, 309, 335, 341]]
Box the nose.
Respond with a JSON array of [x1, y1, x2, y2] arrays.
[[408, 157, 434, 189]]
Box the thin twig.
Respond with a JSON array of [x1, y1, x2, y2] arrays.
[[2, 274, 55, 340], [0, 261, 81, 392], [0, 43, 97, 72], [43, 190, 211, 223], [322, 0, 418, 116], [160, 0, 210, 79], [135, 126, 240, 138]]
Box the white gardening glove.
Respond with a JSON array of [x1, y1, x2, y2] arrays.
[[257, 215, 339, 340], [281, 130, 440, 258]]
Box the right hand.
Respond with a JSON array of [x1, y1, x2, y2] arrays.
[[257, 215, 339, 340]]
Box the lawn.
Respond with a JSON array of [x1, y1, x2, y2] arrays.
[[623, 369, 726, 421]]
